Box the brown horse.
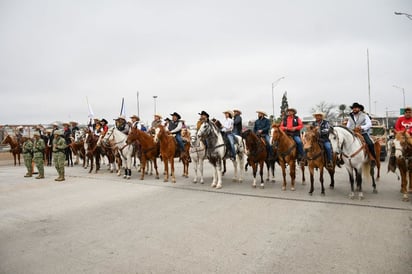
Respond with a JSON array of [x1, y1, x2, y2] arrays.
[[388, 131, 412, 201], [242, 129, 273, 188], [302, 126, 336, 195], [126, 127, 160, 180], [1, 135, 22, 166], [271, 124, 305, 191], [85, 130, 101, 173], [154, 125, 190, 182]]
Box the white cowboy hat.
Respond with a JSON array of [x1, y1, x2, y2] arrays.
[[256, 110, 267, 116], [223, 110, 234, 117], [312, 111, 325, 118], [233, 109, 242, 114]]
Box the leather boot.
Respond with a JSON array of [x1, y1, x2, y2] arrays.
[[24, 172, 32, 177]]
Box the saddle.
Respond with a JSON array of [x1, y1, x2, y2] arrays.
[[221, 132, 237, 154], [353, 129, 375, 161]]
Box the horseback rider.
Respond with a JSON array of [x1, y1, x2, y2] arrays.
[[346, 102, 377, 165], [115, 115, 130, 135], [221, 110, 236, 160], [150, 114, 163, 135], [197, 110, 209, 129], [280, 107, 305, 162], [253, 110, 273, 157], [311, 111, 333, 168], [167, 112, 185, 156], [394, 106, 412, 134], [233, 109, 243, 136], [130, 115, 141, 130]]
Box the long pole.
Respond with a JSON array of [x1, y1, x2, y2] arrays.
[[367, 49, 371, 113], [153, 96, 158, 116], [137, 91, 140, 117], [272, 76, 285, 119]]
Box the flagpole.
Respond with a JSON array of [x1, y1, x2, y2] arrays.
[[137, 91, 140, 117]]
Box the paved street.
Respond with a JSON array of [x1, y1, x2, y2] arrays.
[[0, 156, 411, 274]]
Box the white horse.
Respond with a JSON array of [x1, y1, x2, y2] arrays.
[[197, 120, 245, 189], [189, 128, 207, 184], [102, 127, 134, 179], [329, 126, 375, 199]]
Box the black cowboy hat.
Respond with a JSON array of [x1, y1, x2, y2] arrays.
[[100, 118, 108, 124], [350, 102, 363, 109], [198, 110, 209, 118], [170, 112, 181, 120]]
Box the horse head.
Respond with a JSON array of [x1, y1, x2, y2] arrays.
[[303, 126, 319, 152]]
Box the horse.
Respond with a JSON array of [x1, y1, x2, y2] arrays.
[[126, 127, 160, 180], [387, 131, 412, 201], [189, 128, 207, 184], [102, 127, 134, 179], [70, 128, 86, 167], [84, 130, 101, 173], [154, 125, 190, 182], [241, 129, 275, 188], [271, 124, 305, 191], [328, 125, 375, 199], [302, 126, 336, 195], [197, 120, 245, 189], [1, 134, 22, 166]]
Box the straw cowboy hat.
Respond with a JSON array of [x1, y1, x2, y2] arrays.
[[312, 111, 325, 118], [223, 110, 234, 117], [130, 115, 139, 120], [154, 114, 162, 119], [286, 108, 297, 114], [233, 109, 242, 114], [256, 110, 268, 116]]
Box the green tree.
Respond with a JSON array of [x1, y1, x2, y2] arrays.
[[278, 91, 288, 122]]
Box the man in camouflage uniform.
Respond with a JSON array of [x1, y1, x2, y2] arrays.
[[22, 136, 33, 177], [33, 132, 45, 179], [52, 129, 67, 181]]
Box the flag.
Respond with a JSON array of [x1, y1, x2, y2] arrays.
[[86, 96, 94, 119], [120, 97, 126, 117]]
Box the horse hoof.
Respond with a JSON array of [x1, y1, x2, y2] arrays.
[[252, 184, 256, 188], [282, 186, 286, 191], [291, 187, 295, 191], [260, 184, 264, 189], [402, 194, 409, 202], [308, 192, 313, 196], [373, 189, 378, 194], [349, 193, 355, 199], [211, 183, 217, 188], [200, 181, 204, 184], [321, 192, 325, 196], [329, 186, 334, 189], [127, 176, 131, 180], [216, 184, 222, 189], [193, 180, 197, 184]]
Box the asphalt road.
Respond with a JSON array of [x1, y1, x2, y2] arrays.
[[0, 158, 411, 274]]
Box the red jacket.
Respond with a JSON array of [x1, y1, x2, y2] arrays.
[[395, 116, 412, 134]]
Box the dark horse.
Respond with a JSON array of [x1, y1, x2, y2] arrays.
[[241, 129, 275, 188], [302, 126, 336, 195], [1, 135, 21, 166], [126, 127, 160, 180]]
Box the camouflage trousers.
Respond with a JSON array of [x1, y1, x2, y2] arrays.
[[53, 152, 65, 178], [33, 156, 44, 176], [23, 154, 33, 175]]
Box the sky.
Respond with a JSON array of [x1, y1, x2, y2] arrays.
[[0, 0, 411, 126]]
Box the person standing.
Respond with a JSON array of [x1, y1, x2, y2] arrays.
[[233, 109, 243, 136], [394, 106, 412, 134], [346, 102, 376, 164], [22, 136, 33, 177], [311, 111, 333, 167], [52, 129, 67, 181], [280, 108, 305, 161], [33, 132, 45, 179]]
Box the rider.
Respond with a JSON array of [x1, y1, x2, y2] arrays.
[[168, 112, 185, 157], [311, 111, 333, 168], [221, 110, 236, 160], [130, 115, 141, 130], [394, 106, 412, 134], [150, 114, 163, 135], [346, 102, 377, 165], [197, 110, 210, 129], [280, 107, 305, 162], [233, 109, 243, 136], [253, 110, 273, 157], [115, 115, 130, 135]]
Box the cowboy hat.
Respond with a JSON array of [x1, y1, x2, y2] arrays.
[[130, 115, 139, 120], [198, 110, 209, 118], [54, 129, 63, 135], [286, 108, 297, 114], [170, 112, 181, 120], [223, 110, 234, 117], [350, 102, 363, 109], [100, 118, 108, 124], [233, 109, 242, 114], [256, 110, 267, 116], [154, 114, 163, 119], [117, 115, 126, 120], [312, 111, 325, 118]]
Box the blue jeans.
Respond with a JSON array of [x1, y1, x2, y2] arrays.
[[227, 133, 236, 158], [324, 140, 332, 162], [175, 133, 184, 151], [293, 135, 305, 158]]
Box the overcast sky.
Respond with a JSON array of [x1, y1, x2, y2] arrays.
[[1, 0, 411, 126]]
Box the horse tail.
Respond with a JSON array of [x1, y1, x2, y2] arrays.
[[362, 161, 372, 184]]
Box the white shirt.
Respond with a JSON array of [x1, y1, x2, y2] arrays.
[[221, 117, 234, 132]]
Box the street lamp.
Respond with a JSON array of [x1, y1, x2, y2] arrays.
[[153, 95, 158, 116], [392, 85, 406, 108], [272, 76, 285, 119], [394, 11, 412, 20]]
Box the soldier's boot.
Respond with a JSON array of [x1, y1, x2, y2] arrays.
[[24, 172, 32, 177], [35, 174, 45, 179]]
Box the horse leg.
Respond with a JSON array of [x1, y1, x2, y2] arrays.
[[192, 159, 198, 183], [328, 167, 335, 189], [199, 159, 204, 184], [163, 158, 169, 182], [259, 161, 265, 188], [347, 169, 355, 199], [232, 159, 239, 182], [290, 161, 296, 191], [356, 171, 363, 200], [370, 165, 377, 194], [281, 163, 287, 191], [301, 164, 306, 185], [252, 162, 257, 188], [171, 158, 176, 183], [320, 167, 325, 195], [216, 160, 223, 189], [13, 153, 17, 166], [309, 166, 315, 195]]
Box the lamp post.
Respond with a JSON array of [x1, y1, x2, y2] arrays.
[[153, 95, 158, 116], [394, 11, 412, 20], [392, 85, 406, 108], [272, 76, 285, 119]]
